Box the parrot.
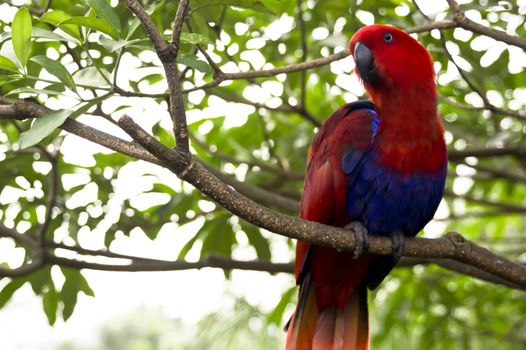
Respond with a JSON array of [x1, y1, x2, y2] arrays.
[[285, 24, 447, 350]]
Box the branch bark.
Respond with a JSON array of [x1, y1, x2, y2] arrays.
[[121, 0, 190, 153], [3, 237, 522, 291]]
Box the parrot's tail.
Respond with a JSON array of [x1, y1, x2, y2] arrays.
[[285, 274, 369, 350]]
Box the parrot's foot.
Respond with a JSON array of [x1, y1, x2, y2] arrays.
[[345, 221, 369, 259], [391, 230, 405, 263]]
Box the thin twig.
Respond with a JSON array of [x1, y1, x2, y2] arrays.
[[447, 0, 526, 50], [171, 0, 190, 57], [39, 240, 526, 290], [296, 0, 308, 109], [46, 252, 293, 274]]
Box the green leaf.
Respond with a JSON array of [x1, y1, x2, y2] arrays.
[[0, 55, 19, 73], [137, 73, 165, 86], [180, 32, 212, 45], [0, 279, 26, 308], [267, 286, 296, 326], [61, 17, 118, 39], [60, 267, 93, 321], [12, 7, 32, 67], [177, 54, 211, 73], [86, 0, 122, 36], [73, 66, 111, 87], [78, 273, 94, 297], [200, 216, 234, 258], [19, 109, 71, 148], [39, 10, 81, 40], [30, 55, 77, 91], [42, 284, 59, 325], [192, 0, 274, 14], [99, 36, 144, 52], [177, 231, 203, 259], [32, 27, 77, 43], [244, 224, 271, 261], [6, 87, 65, 96], [0, 31, 11, 42], [70, 94, 110, 117], [28, 266, 52, 294], [260, 0, 295, 14]]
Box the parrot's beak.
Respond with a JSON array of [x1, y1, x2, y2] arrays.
[[354, 42, 378, 84]]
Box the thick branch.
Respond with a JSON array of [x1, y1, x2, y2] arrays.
[[2, 99, 161, 164], [1, 100, 524, 289], [202, 162, 300, 213], [115, 116, 526, 289]]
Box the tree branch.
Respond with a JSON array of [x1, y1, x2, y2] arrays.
[[296, 0, 308, 109], [0, 222, 40, 249], [43, 241, 526, 291], [36, 155, 58, 240], [183, 50, 350, 93], [46, 253, 293, 274], [447, 0, 526, 50], [121, 0, 167, 53], [115, 115, 526, 289], [1, 101, 524, 290], [398, 257, 525, 291], [180, 18, 524, 94], [444, 189, 526, 214], [171, 0, 190, 57], [121, 0, 190, 153], [449, 146, 526, 160], [0, 222, 44, 278]]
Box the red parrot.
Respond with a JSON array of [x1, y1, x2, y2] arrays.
[[285, 25, 447, 349]]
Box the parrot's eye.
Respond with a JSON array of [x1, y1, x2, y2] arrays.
[[383, 32, 393, 43]]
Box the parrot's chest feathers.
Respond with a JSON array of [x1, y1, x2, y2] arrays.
[[373, 107, 446, 175]]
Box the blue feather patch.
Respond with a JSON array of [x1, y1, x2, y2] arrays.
[[346, 153, 447, 236]]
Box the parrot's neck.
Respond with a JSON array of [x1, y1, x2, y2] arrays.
[[372, 85, 446, 175]]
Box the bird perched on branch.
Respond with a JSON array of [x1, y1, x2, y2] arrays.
[[285, 24, 447, 350]]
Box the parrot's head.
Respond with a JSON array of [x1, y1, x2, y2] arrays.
[[349, 24, 436, 104]]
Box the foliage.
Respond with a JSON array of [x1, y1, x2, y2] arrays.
[[52, 300, 284, 350], [0, 0, 525, 348]]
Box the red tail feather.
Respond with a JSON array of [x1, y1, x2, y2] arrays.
[[286, 276, 369, 350]]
